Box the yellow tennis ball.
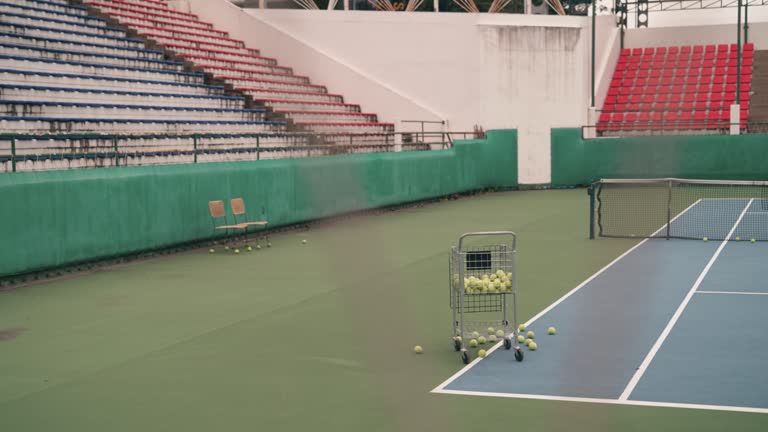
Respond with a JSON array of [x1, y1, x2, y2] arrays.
[[527, 331, 535, 339], [469, 339, 478, 348], [528, 341, 538, 351], [517, 335, 525, 343], [478, 349, 487, 358], [518, 324, 526, 332], [234, 249, 240, 254], [524, 338, 532, 346], [414, 345, 423, 354], [548, 326, 557, 335]]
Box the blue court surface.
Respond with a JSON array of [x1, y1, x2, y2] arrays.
[[433, 198, 768, 414]]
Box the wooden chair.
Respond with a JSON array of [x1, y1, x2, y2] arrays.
[[230, 198, 269, 247], [208, 200, 249, 249]]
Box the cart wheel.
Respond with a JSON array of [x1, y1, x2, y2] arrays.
[[453, 338, 462, 352], [503, 336, 512, 350], [514, 347, 524, 362], [461, 350, 470, 365]]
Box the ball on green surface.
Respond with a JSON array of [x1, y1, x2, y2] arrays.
[[414, 345, 423, 354], [302, 239, 307, 244], [469, 339, 478, 348], [518, 324, 526, 332], [496, 329, 505, 338], [234, 249, 240, 254], [517, 335, 525, 343], [488, 335, 497, 343], [703, 237, 709, 242], [247, 246, 253, 252], [487, 327, 495, 335], [524, 338, 532, 346], [548, 326, 557, 335], [528, 341, 538, 351], [256, 245, 262, 250], [478, 336, 487, 345], [752, 239, 757, 243], [208, 249, 215, 254], [224, 246, 230, 250], [455, 336, 462, 343], [478, 349, 487, 358], [471, 331, 480, 339], [526, 330, 535, 339], [267, 242, 272, 248]]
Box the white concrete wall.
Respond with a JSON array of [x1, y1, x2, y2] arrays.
[[594, 14, 619, 112], [172, 0, 445, 129], [627, 22, 768, 50], [171, 4, 593, 184]]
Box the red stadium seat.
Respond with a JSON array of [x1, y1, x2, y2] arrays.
[[671, 85, 684, 94], [618, 95, 630, 104], [683, 93, 696, 103], [717, 51, 728, 60], [713, 75, 725, 85], [703, 58, 715, 67], [681, 46, 692, 54], [712, 84, 724, 93], [621, 48, 631, 56], [682, 102, 694, 111], [724, 93, 736, 103], [670, 93, 682, 103], [656, 94, 669, 103], [715, 67, 727, 76], [695, 101, 708, 111], [641, 103, 654, 111], [744, 42, 754, 52], [726, 75, 737, 85], [744, 58, 754, 67], [741, 74, 753, 84], [648, 77, 660, 87], [632, 48, 643, 56], [669, 46, 680, 55], [630, 94, 643, 104], [699, 75, 712, 86], [615, 103, 627, 112], [711, 93, 723, 103], [693, 111, 706, 128], [644, 48, 655, 55], [705, 45, 716, 53], [725, 84, 737, 93], [710, 101, 722, 111], [717, 44, 729, 52], [693, 45, 704, 54], [673, 77, 686, 86]]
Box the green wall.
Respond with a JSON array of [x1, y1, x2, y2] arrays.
[[551, 128, 768, 187], [0, 130, 517, 277]]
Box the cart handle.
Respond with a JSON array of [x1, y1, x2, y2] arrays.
[[458, 231, 517, 250]]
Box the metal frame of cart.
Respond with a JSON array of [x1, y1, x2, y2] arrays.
[[449, 231, 524, 364]]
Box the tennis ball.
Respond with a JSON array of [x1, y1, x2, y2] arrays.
[[208, 249, 215, 253], [489, 274, 497, 281], [518, 324, 526, 332], [469, 339, 478, 348], [527, 331, 535, 339], [224, 246, 230, 250], [524, 338, 532, 346], [496, 329, 505, 338], [752, 239, 757, 243], [735, 236, 741, 241], [256, 245, 261, 250], [455, 336, 462, 343], [234, 249, 240, 254], [267, 242, 272, 248], [493, 280, 501, 289], [504, 280, 512, 290], [548, 326, 557, 335], [478, 349, 487, 358], [528, 341, 538, 351], [488, 335, 497, 343], [487, 327, 495, 335], [517, 335, 525, 343], [471, 331, 480, 339], [703, 237, 709, 242], [247, 246, 253, 252], [302, 239, 307, 244], [414, 345, 423, 354], [478, 336, 487, 345]]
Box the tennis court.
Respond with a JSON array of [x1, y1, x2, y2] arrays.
[[435, 181, 768, 414]]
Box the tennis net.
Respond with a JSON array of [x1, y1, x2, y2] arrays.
[[589, 178, 768, 241]]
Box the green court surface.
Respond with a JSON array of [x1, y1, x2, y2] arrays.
[[0, 189, 765, 431]]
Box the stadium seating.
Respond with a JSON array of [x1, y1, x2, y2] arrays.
[[0, 0, 401, 172], [598, 43, 754, 134], [82, 0, 395, 134]]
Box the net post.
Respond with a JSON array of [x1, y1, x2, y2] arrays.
[[10, 136, 16, 173], [588, 183, 596, 239], [666, 179, 672, 240], [193, 134, 198, 164], [112, 136, 119, 167]]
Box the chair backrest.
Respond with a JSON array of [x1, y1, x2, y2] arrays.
[[209, 200, 226, 219], [231, 198, 246, 217]]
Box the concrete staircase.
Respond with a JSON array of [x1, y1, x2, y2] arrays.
[[748, 50, 768, 129]]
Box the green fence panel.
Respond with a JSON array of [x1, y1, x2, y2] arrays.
[[551, 129, 768, 187], [0, 130, 518, 277]]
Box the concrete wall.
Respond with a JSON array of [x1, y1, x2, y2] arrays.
[[170, 4, 594, 184], [627, 22, 768, 50], [171, 0, 445, 130], [594, 14, 619, 112]]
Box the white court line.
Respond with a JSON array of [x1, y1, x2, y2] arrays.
[[431, 199, 703, 393], [697, 291, 768, 296], [619, 198, 754, 401], [435, 389, 768, 415]]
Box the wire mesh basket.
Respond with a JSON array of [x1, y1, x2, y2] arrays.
[[449, 232, 524, 364]]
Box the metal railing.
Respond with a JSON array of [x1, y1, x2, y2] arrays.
[[0, 131, 475, 173], [580, 121, 767, 138]]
